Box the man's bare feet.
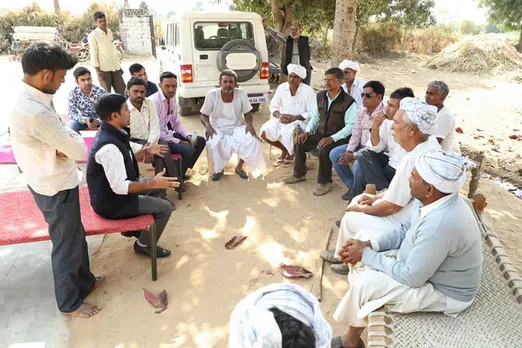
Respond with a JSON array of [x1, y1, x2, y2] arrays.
[[62, 302, 102, 318]]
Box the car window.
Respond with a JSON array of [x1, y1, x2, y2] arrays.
[[194, 22, 254, 50], [175, 23, 180, 47]]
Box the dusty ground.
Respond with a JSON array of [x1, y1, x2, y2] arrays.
[[1, 54, 521, 347]]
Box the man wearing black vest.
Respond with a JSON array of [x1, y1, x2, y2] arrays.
[[87, 94, 179, 258], [284, 68, 357, 196], [282, 24, 312, 86]]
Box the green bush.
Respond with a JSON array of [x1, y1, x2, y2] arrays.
[[358, 22, 402, 56], [460, 20, 483, 36]]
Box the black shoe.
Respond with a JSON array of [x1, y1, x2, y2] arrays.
[[183, 174, 191, 180], [342, 190, 355, 202], [121, 231, 141, 238], [336, 219, 341, 227], [212, 170, 224, 181], [133, 241, 171, 258]]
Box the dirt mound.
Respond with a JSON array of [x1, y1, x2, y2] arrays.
[[425, 34, 522, 74]]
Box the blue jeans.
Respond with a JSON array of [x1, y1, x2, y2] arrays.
[[329, 144, 362, 189], [69, 120, 89, 134]]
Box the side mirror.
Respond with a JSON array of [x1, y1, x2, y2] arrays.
[[162, 46, 166, 50]]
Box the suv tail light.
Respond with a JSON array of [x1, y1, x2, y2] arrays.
[[260, 62, 269, 79], [180, 64, 193, 83]]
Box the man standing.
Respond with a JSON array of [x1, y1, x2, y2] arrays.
[[88, 11, 125, 94], [332, 150, 482, 348], [9, 43, 102, 318], [88, 94, 178, 258], [260, 64, 316, 167], [284, 67, 357, 196], [321, 98, 441, 274], [150, 71, 206, 178], [127, 63, 158, 98], [200, 70, 266, 181], [339, 60, 366, 110], [425, 80, 460, 153], [282, 24, 312, 85], [68, 67, 105, 133], [329, 81, 385, 200]]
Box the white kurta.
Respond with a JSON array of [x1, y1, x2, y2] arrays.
[[260, 82, 317, 154], [435, 106, 460, 154], [342, 78, 366, 110], [201, 88, 266, 177]]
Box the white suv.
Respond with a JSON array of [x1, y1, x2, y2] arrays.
[[159, 11, 270, 116]]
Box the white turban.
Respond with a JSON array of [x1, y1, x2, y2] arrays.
[[415, 149, 467, 194], [338, 59, 361, 73], [400, 97, 438, 136], [229, 283, 332, 348], [287, 64, 307, 79]]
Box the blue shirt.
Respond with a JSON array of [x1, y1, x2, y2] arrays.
[[68, 85, 106, 123], [305, 89, 357, 142]]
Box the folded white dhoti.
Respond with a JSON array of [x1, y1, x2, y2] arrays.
[[260, 118, 306, 155], [207, 125, 266, 178]]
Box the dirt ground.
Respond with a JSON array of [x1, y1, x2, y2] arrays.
[[2, 54, 522, 347]]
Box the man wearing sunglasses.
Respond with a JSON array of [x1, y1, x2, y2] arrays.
[[284, 67, 357, 196], [329, 81, 385, 201]]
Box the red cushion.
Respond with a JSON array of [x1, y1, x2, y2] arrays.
[[171, 153, 182, 160]]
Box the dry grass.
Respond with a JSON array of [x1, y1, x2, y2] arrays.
[[425, 34, 522, 75]]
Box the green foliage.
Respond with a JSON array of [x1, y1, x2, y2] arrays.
[[358, 21, 402, 55], [479, 0, 522, 31], [485, 22, 503, 34], [383, 0, 436, 29], [460, 20, 483, 35]]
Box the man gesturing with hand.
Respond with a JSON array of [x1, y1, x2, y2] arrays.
[[87, 94, 179, 258]]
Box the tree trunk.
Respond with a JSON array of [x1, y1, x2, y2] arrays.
[[323, 24, 329, 46], [53, 0, 60, 12], [352, 24, 358, 52], [271, 0, 292, 34], [401, 28, 408, 53], [518, 29, 522, 53], [332, 0, 357, 64]]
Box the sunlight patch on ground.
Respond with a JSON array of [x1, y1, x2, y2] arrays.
[[8, 343, 46, 348]]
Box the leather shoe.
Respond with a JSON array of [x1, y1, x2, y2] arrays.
[[133, 241, 171, 258], [121, 231, 141, 238], [336, 219, 341, 227], [212, 170, 224, 181]]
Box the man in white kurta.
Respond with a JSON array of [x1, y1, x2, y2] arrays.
[[200, 70, 266, 181], [321, 98, 441, 275], [331, 150, 482, 348], [339, 60, 366, 110], [260, 64, 316, 167]]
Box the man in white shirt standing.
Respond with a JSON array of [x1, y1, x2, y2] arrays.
[[339, 60, 365, 110], [260, 64, 316, 167], [425, 80, 460, 153], [87, 94, 178, 258], [88, 11, 125, 95], [9, 43, 102, 318], [200, 70, 266, 181]]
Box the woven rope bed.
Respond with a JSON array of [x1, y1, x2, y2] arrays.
[[367, 200, 522, 347]]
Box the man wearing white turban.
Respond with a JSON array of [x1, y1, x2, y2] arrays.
[[339, 60, 366, 110], [260, 64, 317, 167], [330, 149, 483, 348], [229, 283, 332, 348], [321, 98, 441, 275]]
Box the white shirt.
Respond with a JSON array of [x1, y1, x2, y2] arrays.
[[200, 88, 252, 135], [9, 82, 86, 196], [342, 78, 366, 110], [435, 106, 460, 154], [269, 82, 317, 121], [366, 119, 407, 169], [382, 137, 441, 222], [128, 98, 161, 152], [88, 27, 121, 72], [95, 143, 133, 195]]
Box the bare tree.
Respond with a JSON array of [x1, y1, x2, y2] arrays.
[[53, 0, 60, 13], [331, 0, 356, 63]]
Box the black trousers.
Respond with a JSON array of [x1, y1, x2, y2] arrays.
[[353, 149, 396, 197], [130, 138, 180, 179], [30, 186, 96, 313], [294, 133, 350, 184]]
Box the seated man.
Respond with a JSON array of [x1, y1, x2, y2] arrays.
[[260, 63, 316, 167], [321, 98, 441, 274], [200, 70, 266, 181], [425, 80, 460, 153], [339, 60, 366, 110], [126, 77, 182, 201], [331, 150, 482, 348], [284, 67, 357, 196], [127, 63, 158, 98], [68, 67, 105, 133], [330, 80, 385, 200], [345, 87, 414, 203], [229, 283, 332, 347], [87, 94, 179, 258], [149, 71, 206, 179]]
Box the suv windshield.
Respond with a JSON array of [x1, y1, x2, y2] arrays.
[[194, 22, 254, 50]]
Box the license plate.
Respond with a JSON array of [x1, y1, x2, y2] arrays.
[[248, 94, 268, 104]]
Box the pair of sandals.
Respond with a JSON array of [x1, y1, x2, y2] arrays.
[[274, 155, 294, 168]]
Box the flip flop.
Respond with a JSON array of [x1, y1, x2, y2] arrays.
[[273, 158, 284, 167], [235, 168, 249, 180], [282, 156, 294, 167]]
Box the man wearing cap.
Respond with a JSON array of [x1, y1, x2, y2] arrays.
[[330, 149, 483, 348], [339, 60, 366, 110], [321, 98, 441, 274], [260, 64, 317, 167]]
